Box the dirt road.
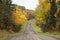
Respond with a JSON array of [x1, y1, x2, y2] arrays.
[[6, 20, 60, 40]]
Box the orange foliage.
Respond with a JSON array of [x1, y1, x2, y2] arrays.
[[26, 9, 34, 14], [12, 7, 27, 25]]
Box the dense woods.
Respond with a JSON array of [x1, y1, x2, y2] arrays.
[[0, 0, 12, 30], [35, 0, 60, 32], [0, 0, 60, 33], [0, 0, 35, 33], [0, 0, 27, 32], [0, 0, 60, 40]]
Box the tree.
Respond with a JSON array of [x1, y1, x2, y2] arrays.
[[45, 0, 58, 32], [55, 1, 60, 32], [35, 0, 59, 32], [0, 0, 12, 30], [0, 0, 27, 32], [10, 5, 27, 32]]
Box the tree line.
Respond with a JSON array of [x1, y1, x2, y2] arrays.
[[35, 0, 60, 32], [0, 0, 27, 32]]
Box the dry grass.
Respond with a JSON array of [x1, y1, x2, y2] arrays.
[[0, 21, 27, 40], [0, 30, 13, 40]]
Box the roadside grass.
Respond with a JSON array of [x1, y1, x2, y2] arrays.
[[0, 21, 27, 40], [32, 22, 60, 38], [0, 30, 13, 40], [17, 21, 28, 34], [32, 22, 42, 33]]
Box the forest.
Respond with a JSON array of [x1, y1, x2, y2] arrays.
[[35, 0, 60, 32], [0, 0, 60, 40]]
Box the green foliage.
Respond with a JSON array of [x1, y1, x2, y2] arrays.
[[0, 0, 12, 29], [12, 4, 26, 10], [32, 22, 42, 33], [19, 6, 25, 10]]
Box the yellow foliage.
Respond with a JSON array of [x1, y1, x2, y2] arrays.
[[12, 7, 27, 25], [35, 0, 50, 24]]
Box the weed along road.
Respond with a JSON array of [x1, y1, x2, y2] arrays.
[[6, 20, 60, 40]]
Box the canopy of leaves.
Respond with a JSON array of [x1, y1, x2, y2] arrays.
[[35, 0, 60, 32], [35, 0, 50, 24], [12, 7, 27, 25]]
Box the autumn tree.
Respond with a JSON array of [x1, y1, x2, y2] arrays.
[[35, 0, 51, 32], [10, 5, 27, 32], [26, 10, 35, 20], [35, 0, 60, 32], [44, 0, 57, 32], [55, 1, 60, 32], [0, 0, 27, 32]]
